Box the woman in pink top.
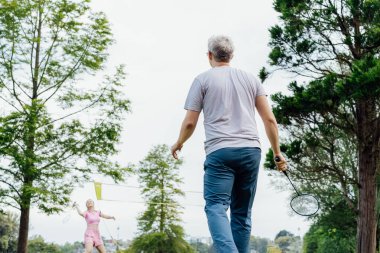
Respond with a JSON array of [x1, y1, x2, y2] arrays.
[[74, 199, 115, 253]]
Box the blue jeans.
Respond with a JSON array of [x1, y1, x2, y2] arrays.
[[203, 147, 261, 253]]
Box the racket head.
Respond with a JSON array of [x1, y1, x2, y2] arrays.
[[290, 193, 319, 216], [62, 203, 76, 224], [62, 214, 71, 224]]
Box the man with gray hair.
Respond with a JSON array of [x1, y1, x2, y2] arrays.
[[171, 35, 286, 253]]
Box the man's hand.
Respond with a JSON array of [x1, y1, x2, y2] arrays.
[[274, 154, 287, 171], [171, 142, 183, 160]]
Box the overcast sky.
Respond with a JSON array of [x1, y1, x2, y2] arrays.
[[28, 0, 311, 244]]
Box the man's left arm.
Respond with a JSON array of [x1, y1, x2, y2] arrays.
[[171, 110, 200, 159]]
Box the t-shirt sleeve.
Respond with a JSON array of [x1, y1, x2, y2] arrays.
[[184, 78, 203, 112], [84, 211, 88, 218], [255, 78, 267, 97]]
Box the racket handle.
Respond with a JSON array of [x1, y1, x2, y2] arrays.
[[275, 156, 288, 176], [275, 156, 301, 195]]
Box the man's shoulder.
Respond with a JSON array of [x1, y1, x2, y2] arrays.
[[195, 68, 213, 80], [194, 67, 258, 83], [234, 67, 257, 80], [195, 67, 234, 80]]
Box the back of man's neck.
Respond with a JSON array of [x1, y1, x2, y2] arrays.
[[213, 62, 230, 67]]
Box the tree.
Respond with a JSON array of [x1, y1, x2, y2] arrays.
[[273, 230, 301, 253], [189, 240, 210, 253], [303, 202, 356, 253], [0, 212, 18, 253], [127, 144, 194, 253], [264, 0, 380, 252], [27, 236, 62, 253], [207, 245, 216, 253], [264, 100, 358, 212], [275, 230, 294, 240], [263, 110, 359, 250], [58, 241, 83, 253], [262, 60, 363, 251], [249, 236, 270, 253], [0, 1, 131, 252]]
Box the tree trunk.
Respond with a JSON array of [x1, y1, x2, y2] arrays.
[[160, 177, 165, 233], [16, 103, 38, 253], [16, 204, 30, 253], [356, 98, 379, 253], [15, 5, 42, 252], [376, 220, 380, 251]]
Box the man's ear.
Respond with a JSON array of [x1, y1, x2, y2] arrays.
[[208, 52, 213, 61]]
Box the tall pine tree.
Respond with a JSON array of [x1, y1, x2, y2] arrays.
[[128, 144, 194, 253], [264, 0, 380, 251]]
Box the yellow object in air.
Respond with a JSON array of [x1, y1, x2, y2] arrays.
[[94, 182, 102, 200]]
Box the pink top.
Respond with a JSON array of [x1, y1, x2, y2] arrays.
[[83, 210, 103, 246], [84, 210, 101, 225]]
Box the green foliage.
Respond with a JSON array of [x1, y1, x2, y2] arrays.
[[264, 128, 359, 249], [58, 241, 83, 253], [127, 232, 195, 253], [262, 59, 361, 248], [27, 236, 62, 253], [270, 75, 343, 125], [127, 145, 194, 253], [0, 0, 112, 84], [267, 0, 380, 78], [265, 0, 380, 250], [188, 240, 210, 253], [303, 202, 356, 253], [0, 212, 18, 253], [273, 230, 301, 253], [264, 104, 358, 214], [136, 144, 184, 235], [259, 67, 269, 83], [275, 236, 292, 252], [265, 0, 380, 127], [275, 230, 294, 240], [343, 56, 380, 99], [249, 236, 269, 253], [0, 0, 131, 251], [0, 0, 131, 213]]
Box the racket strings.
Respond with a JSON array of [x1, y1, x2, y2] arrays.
[[291, 194, 319, 216]]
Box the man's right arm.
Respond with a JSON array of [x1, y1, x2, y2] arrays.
[[171, 110, 200, 159], [255, 95, 287, 171]]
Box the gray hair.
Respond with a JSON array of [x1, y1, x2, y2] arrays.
[[208, 35, 234, 62]]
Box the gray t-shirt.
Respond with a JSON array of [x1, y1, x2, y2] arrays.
[[184, 66, 266, 155]]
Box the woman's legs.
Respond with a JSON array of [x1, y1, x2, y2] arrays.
[[84, 242, 94, 253], [96, 244, 107, 253]]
